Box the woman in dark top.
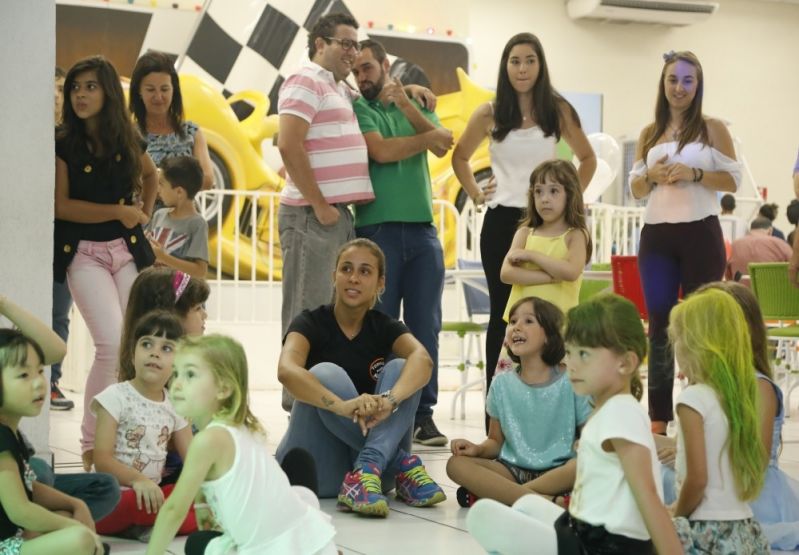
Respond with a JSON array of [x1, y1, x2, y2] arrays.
[[276, 239, 446, 517], [54, 56, 157, 469]]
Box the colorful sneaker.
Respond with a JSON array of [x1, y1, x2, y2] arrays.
[[395, 455, 447, 507], [412, 416, 448, 446], [456, 486, 478, 508], [50, 383, 74, 411], [336, 463, 389, 517]]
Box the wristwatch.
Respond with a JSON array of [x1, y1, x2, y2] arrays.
[[381, 390, 399, 413]]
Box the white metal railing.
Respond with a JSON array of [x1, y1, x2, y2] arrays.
[[194, 189, 466, 323], [587, 203, 645, 264]]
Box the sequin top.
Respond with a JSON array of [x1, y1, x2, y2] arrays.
[[145, 121, 198, 166], [486, 368, 591, 470]]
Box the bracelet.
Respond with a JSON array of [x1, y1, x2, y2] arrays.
[[381, 390, 399, 413], [691, 167, 698, 182], [696, 168, 704, 182], [193, 503, 210, 510]]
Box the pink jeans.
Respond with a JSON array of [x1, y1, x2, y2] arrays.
[[67, 238, 139, 452]]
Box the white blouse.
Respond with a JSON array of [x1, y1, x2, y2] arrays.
[[488, 126, 557, 209], [629, 141, 741, 225]]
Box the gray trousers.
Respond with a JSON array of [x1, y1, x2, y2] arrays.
[[278, 203, 354, 409]]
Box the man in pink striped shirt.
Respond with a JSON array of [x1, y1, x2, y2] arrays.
[[277, 13, 373, 348]]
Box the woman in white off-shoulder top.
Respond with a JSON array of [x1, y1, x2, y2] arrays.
[[629, 51, 741, 434]]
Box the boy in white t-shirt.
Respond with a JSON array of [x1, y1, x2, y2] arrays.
[[147, 156, 209, 279]]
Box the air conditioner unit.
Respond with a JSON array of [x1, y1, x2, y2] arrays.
[[567, 0, 719, 25]]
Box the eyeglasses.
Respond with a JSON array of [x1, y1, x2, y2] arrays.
[[325, 37, 361, 52]]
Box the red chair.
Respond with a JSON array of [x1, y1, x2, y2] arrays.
[[611, 256, 648, 320]]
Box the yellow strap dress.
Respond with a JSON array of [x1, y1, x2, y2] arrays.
[[503, 228, 582, 320]]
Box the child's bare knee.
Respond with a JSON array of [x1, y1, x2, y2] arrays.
[[67, 526, 96, 554]]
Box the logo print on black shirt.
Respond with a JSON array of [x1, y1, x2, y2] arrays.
[[369, 357, 386, 381]]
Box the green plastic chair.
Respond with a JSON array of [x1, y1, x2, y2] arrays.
[[749, 262, 799, 416], [578, 279, 612, 304], [443, 259, 489, 419]]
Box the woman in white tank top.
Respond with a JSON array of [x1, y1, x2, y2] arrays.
[[452, 33, 595, 426], [628, 51, 741, 434]]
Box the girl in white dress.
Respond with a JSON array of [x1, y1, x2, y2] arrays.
[[146, 335, 337, 555]]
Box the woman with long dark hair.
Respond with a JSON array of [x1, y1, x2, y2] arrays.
[[55, 55, 158, 468], [629, 51, 740, 433], [452, 33, 595, 409], [129, 51, 213, 190]]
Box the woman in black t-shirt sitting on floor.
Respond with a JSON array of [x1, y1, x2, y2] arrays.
[[276, 239, 446, 517]]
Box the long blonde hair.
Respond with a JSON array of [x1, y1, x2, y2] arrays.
[[178, 335, 263, 435], [669, 289, 766, 501]]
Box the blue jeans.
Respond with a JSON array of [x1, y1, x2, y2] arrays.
[[51, 279, 73, 384], [356, 222, 444, 421], [29, 457, 120, 521], [638, 216, 725, 421], [275, 359, 421, 498]]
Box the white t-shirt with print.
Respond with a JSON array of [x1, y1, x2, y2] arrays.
[[92, 381, 188, 483], [675, 383, 753, 520], [569, 394, 662, 540]]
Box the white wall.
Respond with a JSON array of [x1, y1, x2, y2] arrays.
[[350, 0, 799, 228], [0, 1, 56, 455]]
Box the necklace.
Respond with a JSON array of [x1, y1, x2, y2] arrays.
[[667, 123, 682, 141]]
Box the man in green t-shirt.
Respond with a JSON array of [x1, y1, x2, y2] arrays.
[[351, 39, 454, 446]]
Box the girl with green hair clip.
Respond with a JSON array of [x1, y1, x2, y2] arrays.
[[669, 288, 769, 553], [467, 294, 682, 554]]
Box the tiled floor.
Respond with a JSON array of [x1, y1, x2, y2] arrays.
[[50, 385, 799, 554]]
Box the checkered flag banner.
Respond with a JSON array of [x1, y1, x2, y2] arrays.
[[175, 0, 352, 113]]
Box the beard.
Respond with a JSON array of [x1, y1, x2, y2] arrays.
[[359, 69, 386, 101]]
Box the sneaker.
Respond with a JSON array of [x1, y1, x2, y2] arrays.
[[395, 454, 447, 507], [336, 463, 389, 517], [50, 383, 74, 411], [456, 486, 478, 508], [413, 417, 448, 446]]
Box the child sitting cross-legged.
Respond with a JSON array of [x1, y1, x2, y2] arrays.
[[466, 294, 683, 555], [447, 296, 590, 507]]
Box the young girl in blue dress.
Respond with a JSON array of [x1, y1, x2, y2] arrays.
[[447, 296, 590, 507]]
